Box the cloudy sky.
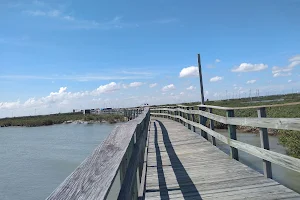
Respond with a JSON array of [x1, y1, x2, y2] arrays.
[[0, 0, 299, 117]]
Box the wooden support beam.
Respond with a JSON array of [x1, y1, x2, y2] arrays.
[[226, 109, 239, 160], [258, 107, 272, 179], [191, 107, 196, 132], [209, 108, 216, 146], [187, 107, 191, 130], [199, 107, 208, 139]]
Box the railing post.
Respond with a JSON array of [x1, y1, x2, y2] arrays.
[[199, 107, 208, 139], [191, 107, 196, 132], [258, 107, 272, 179], [209, 108, 216, 146], [226, 109, 239, 160], [187, 107, 191, 130], [181, 107, 185, 126], [179, 107, 182, 124], [174, 107, 177, 122]]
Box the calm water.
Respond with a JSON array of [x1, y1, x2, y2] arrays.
[[0, 123, 116, 200]]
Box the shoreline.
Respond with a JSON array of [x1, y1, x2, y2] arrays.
[[0, 113, 126, 128], [0, 119, 124, 128]]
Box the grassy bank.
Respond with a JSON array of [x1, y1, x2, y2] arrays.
[[0, 112, 126, 127], [161, 93, 300, 158]]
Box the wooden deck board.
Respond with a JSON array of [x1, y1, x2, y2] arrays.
[[145, 118, 300, 200]]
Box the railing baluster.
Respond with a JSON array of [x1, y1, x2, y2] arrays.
[[179, 107, 185, 126], [199, 107, 208, 139], [209, 108, 216, 146], [226, 109, 239, 160], [187, 107, 191, 130], [258, 107, 272, 179], [191, 107, 196, 132]]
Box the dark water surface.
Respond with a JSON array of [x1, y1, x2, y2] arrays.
[[0, 123, 115, 200]]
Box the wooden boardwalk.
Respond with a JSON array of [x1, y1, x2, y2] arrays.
[[145, 118, 300, 200]]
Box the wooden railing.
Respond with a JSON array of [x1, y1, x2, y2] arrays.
[[150, 103, 300, 179], [124, 107, 144, 121], [47, 107, 150, 200]]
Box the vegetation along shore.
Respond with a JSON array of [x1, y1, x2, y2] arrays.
[[0, 112, 126, 128], [161, 93, 300, 158]]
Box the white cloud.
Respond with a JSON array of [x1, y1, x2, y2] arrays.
[[24, 9, 62, 17], [232, 63, 268, 72], [63, 15, 75, 21], [122, 84, 128, 89], [129, 82, 143, 88], [289, 55, 300, 62], [149, 83, 157, 88], [272, 55, 300, 77], [288, 80, 292, 83], [93, 82, 120, 94], [24, 8, 129, 30], [210, 76, 223, 82], [180, 92, 184, 95], [186, 86, 196, 90], [272, 67, 292, 77], [215, 59, 221, 63], [0, 101, 21, 109], [162, 84, 176, 92], [179, 66, 198, 78], [0, 82, 125, 116], [246, 80, 256, 84]]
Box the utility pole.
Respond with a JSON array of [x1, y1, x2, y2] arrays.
[[197, 54, 205, 104]]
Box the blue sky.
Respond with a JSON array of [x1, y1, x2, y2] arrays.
[[0, 0, 299, 117]]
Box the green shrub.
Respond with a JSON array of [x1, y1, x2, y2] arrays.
[[279, 130, 300, 158], [0, 112, 125, 127]]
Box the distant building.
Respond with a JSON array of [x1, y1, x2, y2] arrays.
[[84, 109, 91, 115], [73, 107, 123, 115]]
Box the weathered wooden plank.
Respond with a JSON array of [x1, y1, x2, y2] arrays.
[[47, 108, 150, 200], [227, 117, 300, 131], [138, 121, 151, 200], [145, 118, 300, 200]]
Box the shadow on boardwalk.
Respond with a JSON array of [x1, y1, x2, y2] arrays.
[[151, 120, 202, 200]]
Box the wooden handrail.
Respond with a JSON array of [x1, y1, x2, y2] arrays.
[[47, 108, 150, 200], [151, 108, 300, 131], [173, 102, 300, 110], [197, 101, 300, 110], [150, 111, 300, 173]]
